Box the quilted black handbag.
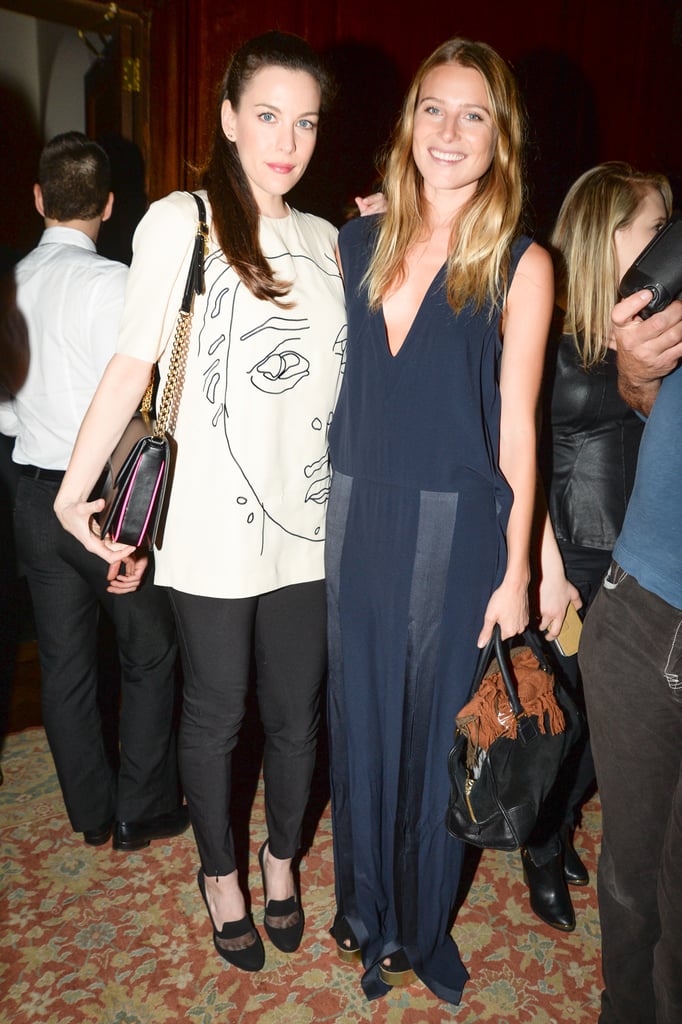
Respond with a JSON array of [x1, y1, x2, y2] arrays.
[[445, 624, 581, 851]]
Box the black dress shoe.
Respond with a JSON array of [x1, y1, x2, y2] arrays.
[[258, 840, 304, 953], [113, 805, 190, 851], [197, 869, 265, 972], [83, 819, 114, 846], [561, 826, 589, 886], [522, 847, 576, 932]]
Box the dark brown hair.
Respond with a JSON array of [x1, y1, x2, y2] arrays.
[[202, 31, 336, 303], [39, 131, 110, 221]]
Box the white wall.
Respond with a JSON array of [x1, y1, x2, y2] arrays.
[[43, 28, 92, 138], [0, 9, 40, 136], [0, 7, 94, 141]]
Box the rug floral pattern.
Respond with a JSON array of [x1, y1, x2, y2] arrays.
[[0, 727, 603, 1023]]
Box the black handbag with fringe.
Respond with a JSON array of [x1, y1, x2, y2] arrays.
[[445, 625, 581, 851]]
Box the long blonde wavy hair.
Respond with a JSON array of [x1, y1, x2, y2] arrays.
[[364, 38, 527, 315], [551, 161, 672, 368]]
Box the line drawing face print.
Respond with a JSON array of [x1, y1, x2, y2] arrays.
[[199, 248, 346, 549]]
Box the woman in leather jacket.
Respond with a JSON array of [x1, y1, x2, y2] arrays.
[[523, 162, 673, 932]]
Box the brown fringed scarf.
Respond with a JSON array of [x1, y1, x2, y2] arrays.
[[456, 645, 566, 770]]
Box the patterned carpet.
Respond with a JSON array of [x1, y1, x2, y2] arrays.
[[0, 726, 603, 1023]]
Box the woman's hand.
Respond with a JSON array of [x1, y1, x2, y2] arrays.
[[54, 352, 153, 565], [532, 506, 583, 640], [537, 571, 582, 641], [55, 494, 135, 565], [477, 576, 530, 647]]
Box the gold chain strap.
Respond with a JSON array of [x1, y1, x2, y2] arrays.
[[139, 367, 155, 414], [153, 308, 194, 439], [135, 195, 207, 440]]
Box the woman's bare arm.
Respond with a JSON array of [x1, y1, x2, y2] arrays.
[[478, 242, 554, 645], [54, 353, 154, 563]]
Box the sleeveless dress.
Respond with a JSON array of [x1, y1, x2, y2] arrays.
[[326, 214, 533, 1004]]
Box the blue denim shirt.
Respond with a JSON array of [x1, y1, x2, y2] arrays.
[[613, 361, 682, 610]]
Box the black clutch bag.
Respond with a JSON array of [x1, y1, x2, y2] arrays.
[[100, 192, 208, 547], [445, 625, 581, 851], [618, 210, 682, 318]]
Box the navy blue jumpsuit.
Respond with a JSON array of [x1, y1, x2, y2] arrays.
[[325, 215, 532, 1003]]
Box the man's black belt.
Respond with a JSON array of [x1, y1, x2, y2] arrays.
[[20, 465, 66, 482]]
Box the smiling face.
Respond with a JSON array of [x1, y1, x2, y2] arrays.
[[221, 65, 321, 217], [411, 62, 498, 210], [614, 187, 668, 282]]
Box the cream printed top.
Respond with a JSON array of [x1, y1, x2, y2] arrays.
[[117, 190, 347, 597]]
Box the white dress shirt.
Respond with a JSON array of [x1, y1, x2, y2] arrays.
[[0, 225, 128, 470]]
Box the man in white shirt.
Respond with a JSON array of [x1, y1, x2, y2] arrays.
[[0, 133, 188, 849]]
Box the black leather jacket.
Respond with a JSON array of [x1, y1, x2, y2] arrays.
[[540, 332, 644, 551]]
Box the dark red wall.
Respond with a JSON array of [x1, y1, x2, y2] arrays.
[[147, 0, 681, 238], [3, 0, 679, 258]]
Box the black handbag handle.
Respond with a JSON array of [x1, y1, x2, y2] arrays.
[[468, 624, 541, 744], [181, 193, 209, 313]]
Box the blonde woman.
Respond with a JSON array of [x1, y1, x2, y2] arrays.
[[526, 161, 673, 931], [325, 38, 553, 1004]]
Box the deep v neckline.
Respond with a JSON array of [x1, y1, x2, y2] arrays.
[[381, 264, 446, 359]]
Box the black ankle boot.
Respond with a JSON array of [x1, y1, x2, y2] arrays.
[[561, 824, 589, 886], [522, 847, 576, 932]]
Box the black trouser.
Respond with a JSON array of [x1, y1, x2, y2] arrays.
[[171, 580, 327, 877], [524, 543, 607, 863], [14, 474, 180, 830], [0, 435, 21, 760], [580, 564, 682, 1024]]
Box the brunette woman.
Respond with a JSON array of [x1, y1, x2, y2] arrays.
[[55, 31, 348, 971]]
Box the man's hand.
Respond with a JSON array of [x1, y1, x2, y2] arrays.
[[614, 292, 682, 415], [106, 550, 149, 594]]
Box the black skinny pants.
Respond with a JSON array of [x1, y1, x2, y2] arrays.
[[526, 543, 608, 862], [171, 580, 327, 876]]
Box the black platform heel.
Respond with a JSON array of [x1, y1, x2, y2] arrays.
[[379, 949, 416, 986], [258, 840, 305, 953], [197, 869, 265, 971], [330, 912, 361, 963]]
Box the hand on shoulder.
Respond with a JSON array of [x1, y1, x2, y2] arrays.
[[354, 193, 387, 217]]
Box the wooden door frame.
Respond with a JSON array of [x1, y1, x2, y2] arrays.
[[0, 0, 151, 191]]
